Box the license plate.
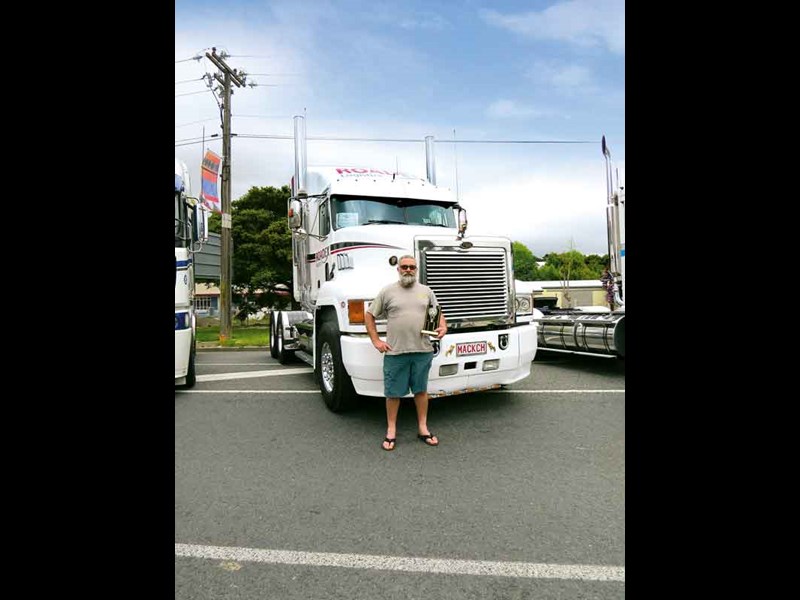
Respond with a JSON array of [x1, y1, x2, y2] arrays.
[[456, 341, 487, 356]]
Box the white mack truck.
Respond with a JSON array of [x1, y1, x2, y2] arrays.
[[175, 157, 208, 388], [270, 116, 539, 412]]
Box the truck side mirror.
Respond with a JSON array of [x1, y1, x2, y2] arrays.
[[194, 205, 209, 243], [288, 198, 302, 229], [458, 208, 468, 237]]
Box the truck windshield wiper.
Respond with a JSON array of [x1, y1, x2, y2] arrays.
[[418, 223, 449, 227], [364, 219, 406, 225]]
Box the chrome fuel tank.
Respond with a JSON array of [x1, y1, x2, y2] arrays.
[[536, 311, 625, 357]]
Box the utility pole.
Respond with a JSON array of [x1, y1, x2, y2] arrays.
[[205, 48, 246, 342]]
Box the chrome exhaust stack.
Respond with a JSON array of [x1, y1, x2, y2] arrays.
[[293, 115, 307, 198], [602, 135, 624, 308], [424, 135, 436, 185]]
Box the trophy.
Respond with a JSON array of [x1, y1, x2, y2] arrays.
[[421, 302, 442, 337]]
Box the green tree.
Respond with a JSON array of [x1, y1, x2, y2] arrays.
[[208, 211, 221, 234], [211, 185, 294, 319], [584, 253, 609, 278], [542, 246, 595, 307], [512, 241, 539, 280]]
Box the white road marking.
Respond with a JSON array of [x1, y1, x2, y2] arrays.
[[197, 363, 286, 366], [178, 390, 320, 394], [496, 389, 624, 394], [174, 543, 624, 582], [196, 368, 313, 382], [178, 389, 624, 394]]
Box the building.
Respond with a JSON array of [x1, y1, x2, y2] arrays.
[[193, 283, 291, 319], [517, 279, 609, 309], [194, 282, 221, 316]]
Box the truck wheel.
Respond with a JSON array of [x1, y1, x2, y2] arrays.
[[269, 311, 279, 359], [185, 344, 196, 388], [316, 320, 357, 412], [276, 313, 295, 365], [177, 343, 196, 389]]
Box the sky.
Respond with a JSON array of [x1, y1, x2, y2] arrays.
[[175, 0, 624, 257]]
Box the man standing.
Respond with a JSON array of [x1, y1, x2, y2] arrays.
[[365, 255, 447, 451]]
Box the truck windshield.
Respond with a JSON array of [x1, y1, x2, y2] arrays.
[[331, 195, 455, 230]]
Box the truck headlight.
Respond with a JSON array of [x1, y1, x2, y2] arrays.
[[515, 295, 532, 314]]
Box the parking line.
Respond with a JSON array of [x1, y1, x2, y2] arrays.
[[196, 368, 313, 382], [197, 363, 288, 366], [496, 389, 624, 394], [177, 389, 624, 394], [177, 390, 319, 393], [175, 543, 624, 582]]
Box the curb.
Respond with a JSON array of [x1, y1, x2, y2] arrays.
[[197, 345, 266, 352]]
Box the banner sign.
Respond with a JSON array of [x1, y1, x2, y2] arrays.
[[200, 150, 222, 214]]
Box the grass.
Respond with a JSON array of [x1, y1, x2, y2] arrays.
[[196, 323, 269, 347]]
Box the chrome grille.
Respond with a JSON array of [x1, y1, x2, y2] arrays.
[[422, 249, 510, 320]]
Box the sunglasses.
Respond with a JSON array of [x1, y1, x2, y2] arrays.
[[399, 265, 417, 271]]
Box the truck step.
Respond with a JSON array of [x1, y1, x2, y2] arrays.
[[295, 350, 314, 367]]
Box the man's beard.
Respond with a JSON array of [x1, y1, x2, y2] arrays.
[[399, 273, 416, 287]]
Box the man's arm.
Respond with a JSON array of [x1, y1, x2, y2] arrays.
[[365, 311, 391, 353], [435, 310, 447, 339]]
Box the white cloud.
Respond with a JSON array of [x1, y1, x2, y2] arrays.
[[482, 0, 625, 55], [452, 159, 614, 256], [526, 60, 598, 96], [486, 99, 548, 119], [552, 63, 593, 88], [360, 3, 450, 30]]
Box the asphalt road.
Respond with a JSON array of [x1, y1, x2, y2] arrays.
[[175, 349, 625, 599]]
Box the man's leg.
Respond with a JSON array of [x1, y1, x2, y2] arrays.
[[411, 353, 438, 445], [383, 397, 401, 450], [413, 391, 438, 445]]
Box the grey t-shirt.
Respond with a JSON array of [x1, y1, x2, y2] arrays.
[[367, 281, 439, 355]]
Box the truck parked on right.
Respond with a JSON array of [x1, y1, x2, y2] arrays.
[[528, 136, 625, 358]]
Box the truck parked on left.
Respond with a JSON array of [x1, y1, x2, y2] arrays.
[[175, 158, 209, 388]]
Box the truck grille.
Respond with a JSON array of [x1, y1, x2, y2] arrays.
[[422, 249, 510, 321]]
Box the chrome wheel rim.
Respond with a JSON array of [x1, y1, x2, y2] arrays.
[[320, 341, 335, 393]]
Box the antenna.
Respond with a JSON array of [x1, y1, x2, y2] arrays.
[[453, 129, 461, 202]]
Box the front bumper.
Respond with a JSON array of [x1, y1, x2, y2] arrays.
[[340, 323, 537, 397]]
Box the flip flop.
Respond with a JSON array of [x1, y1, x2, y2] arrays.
[[382, 437, 396, 451], [417, 433, 439, 447]]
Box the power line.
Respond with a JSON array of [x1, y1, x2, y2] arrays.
[[175, 55, 203, 63], [234, 134, 596, 144], [438, 139, 595, 144], [175, 89, 214, 98], [233, 114, 294, 120], [175, 138, 222, 148], [175, 77, 206, 85], [176, 133, 596, 146], [175, 118, 220, 129]]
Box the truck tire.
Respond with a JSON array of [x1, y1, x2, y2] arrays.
[[276, 312, 295, 365], [185, 344, 196, 388], [177, 343, 196, 389], [269, 311, 279, 359], [316, 319, 357, 412]]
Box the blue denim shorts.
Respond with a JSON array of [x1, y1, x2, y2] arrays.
[[383, 352, 434, 398]]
